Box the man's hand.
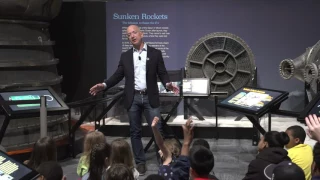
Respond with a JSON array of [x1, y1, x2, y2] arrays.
[[166, 82, 180, 95], [151, 116, 159, 128], [89, 83, 105, 96], [306, 114, 320, 142], [182, 118, 194, 145]]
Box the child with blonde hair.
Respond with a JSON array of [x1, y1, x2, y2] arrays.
[[77, 131, 106, 177], [108, 139, 139, 179], [151, 117, 181, 180]]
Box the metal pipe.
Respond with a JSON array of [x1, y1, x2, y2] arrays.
[[40, 96, 47, 138]]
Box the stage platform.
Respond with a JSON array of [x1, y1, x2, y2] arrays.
[[74, 112, 316, 147]]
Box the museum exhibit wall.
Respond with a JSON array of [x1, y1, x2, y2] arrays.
[[51, 0, 320, 120]]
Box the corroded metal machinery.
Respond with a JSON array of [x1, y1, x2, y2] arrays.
[[185, 32, 256, 95], [0, 0, 68, 151], [279, 40, 320, 102]]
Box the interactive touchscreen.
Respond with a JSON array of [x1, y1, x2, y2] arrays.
[[307, 99, 320, 116], [298, 93, 320, 123], [0, 90, 62, 111], [220, 87, 283, 112], [158, 82, 181, 95], [0, 151, 38, 180], [183, 78, 209, 96]]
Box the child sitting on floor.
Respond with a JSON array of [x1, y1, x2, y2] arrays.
[[285, 125, 313, 180], [82, 143, 111, 180], [77, 131, 106, 177], [25, 136, 57, 170], [108, 139, 139, 179]]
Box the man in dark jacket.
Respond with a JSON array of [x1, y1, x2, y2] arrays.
[[89, 25, 179, 175]]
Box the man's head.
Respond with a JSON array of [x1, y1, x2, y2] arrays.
[[126, 25, 143, 49], [285, 125, 306, 149], [189, 145, 214, 179]]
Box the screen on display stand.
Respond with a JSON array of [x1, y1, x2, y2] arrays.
[[298, 93, 320, 122], [0, 87, 69, 116], [0, 150, 39, 180], [218, 87, 288, 116], [158, 81, 181, 96], [182, 78, 210, 97]]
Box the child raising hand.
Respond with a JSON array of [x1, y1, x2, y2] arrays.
[[151, 117, 181, 179]]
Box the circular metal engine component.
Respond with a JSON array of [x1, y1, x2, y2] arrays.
[[279, 40, 320, 102], [279, 59, 295, 80], [186, 32, 255, 95], [304, 63, 319, 84]]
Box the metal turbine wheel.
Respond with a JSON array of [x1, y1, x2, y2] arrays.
[[186, 32, 255, 95], [304, 63, 319, 84], [279, 59, 296, 80]]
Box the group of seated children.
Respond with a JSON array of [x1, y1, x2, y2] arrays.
[[21, 113, 320, 180]]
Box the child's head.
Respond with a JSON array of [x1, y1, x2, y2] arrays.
[[258, 131, 289, 152], [312, 142, 320, 176], [110, 139, 134, 169], [189, 145, 214, 179], [285, 125, 306, 149], [27, 136, 57, 169], [192, 139, 210, 149], [104, 163, 134, 180], [88, 143, 112, 180], [36, 161, 65, 180], [83, 131, 106, 161], [271, 161, 305, 180], [158, 138, 180, 159]]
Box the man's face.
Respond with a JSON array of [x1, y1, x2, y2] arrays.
[[285, 130, 298, 149], [127, 25, 143, 47]]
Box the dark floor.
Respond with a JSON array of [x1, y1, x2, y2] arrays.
[[60, 137, 257, 180]]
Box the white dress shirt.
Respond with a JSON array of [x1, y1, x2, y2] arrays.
[[133, 43, 147, 90]]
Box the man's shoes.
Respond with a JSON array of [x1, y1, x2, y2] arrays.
[[137, 163, 146, 176]]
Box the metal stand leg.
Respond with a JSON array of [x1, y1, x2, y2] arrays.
[[246, 115, 266, 146], [184, 98, 188, 119], [0, 116, 10, 144], [185, 99, 205, 120], [215, 96, 219, 139], [268, 113, 271, 132], [94, 97, 121, 130], [68, 111, 73, 157]]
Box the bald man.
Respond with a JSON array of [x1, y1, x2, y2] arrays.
[[90, 25, 179, 175]]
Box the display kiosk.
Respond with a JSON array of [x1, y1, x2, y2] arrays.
[[183, 78, 211, 120], [0, 87, 69, 144], [218, 86, 289, 145], [298, 92, 320, 123], [0, 150, 39, 179]]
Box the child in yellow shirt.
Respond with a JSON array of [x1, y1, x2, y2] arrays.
[[286, 125, 313, 180]]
